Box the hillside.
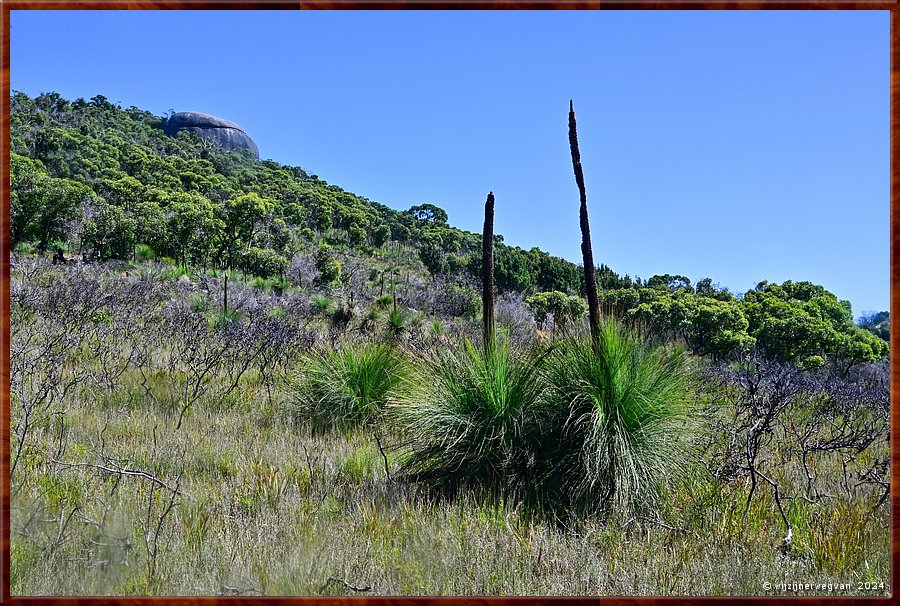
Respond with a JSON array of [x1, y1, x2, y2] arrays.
[[10, 91, 583, 292], [10, 91, 887, 368]]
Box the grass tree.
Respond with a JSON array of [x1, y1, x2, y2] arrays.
[[390, 336, 545, 501], [291, 342, 409, 434], [391, 191, 546, 502], [536, 321, 697, 519], [527, 101, 701, 520]]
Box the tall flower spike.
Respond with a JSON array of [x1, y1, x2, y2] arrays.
[[569, 100, 601, 349], [482, 191, 496, 354]]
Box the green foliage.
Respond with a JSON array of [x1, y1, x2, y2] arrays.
[[9, 90, 885, 375], [859, 311, 889, 342], [312, 295, 337, 316], [238, 247, 288, 279], [406, 203, 449, 227], [468, 245, 535, 293], [209, 308, 242, 329], [527, 247, 583, 294], [646, 273, 692, 292], [313, 245, 341, 287], [743, 280, 869, 367], [135, 243, 155, 262], [11, 153, 91, 249], [630, 292, 752, 359], [390, 336, 546, 502], [82, 202, 137, 260], [599, 279, 885, 368], [536, 321, 698, 518], [372, 224, 391, 247], [374, 294, 394, 308], [386, 308, 408, 337], [188, 293, 209, 312], [291, 343, 409, 434], [217, 192, 276, 264], [10, 90, 602, 299], [438, 284, 480, 319], [682, 296, 753, 358], [524, 291, 587, 330], [418, 239, 449, 276]]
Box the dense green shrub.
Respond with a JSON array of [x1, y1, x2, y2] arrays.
[[525, 290, 587, 330], [534, 320, 698, 519], [313, 245, 341, 286], [290, 342, 408, 434], [238, 247, 288, 279], [389, 336, 546, 502]]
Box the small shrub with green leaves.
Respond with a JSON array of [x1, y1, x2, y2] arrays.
[[313, 245, 341, 287], [375, 294, 394, 308], [291, 342, 409, 434], [312, 295, 337, 317], [188, 293, 208, 313], [386, 308, 407, 337]]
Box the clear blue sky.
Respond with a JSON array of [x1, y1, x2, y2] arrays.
[[11, 10, 889, 317]]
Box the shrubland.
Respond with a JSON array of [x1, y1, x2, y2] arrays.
[[8, 92, 890, 596]]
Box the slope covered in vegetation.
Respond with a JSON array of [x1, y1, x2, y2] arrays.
[[11, 91, 887, 369], [8, 91, 890, 596]]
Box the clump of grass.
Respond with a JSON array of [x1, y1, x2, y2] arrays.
[[189, 293, 208, 313], [536, 319, 698, 519], [312, 295, 337, 317], [161, 265, 189, 282], [207, 308, 241, 329], [135, 243, 155, 263], [271, 276, 291, 295], [386, 308, 407, 337], [428, 317, 445, 339], [291, 342, 408, 434], [390, 335, 546, 503], [266, 307, 287, 320], [252, 276, 271, 292]]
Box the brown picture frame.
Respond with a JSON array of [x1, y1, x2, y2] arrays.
[[0, 2, 895, 603]]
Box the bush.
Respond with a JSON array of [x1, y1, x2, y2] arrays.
[[290, 342, 408, 434], [239, 247, 288, 279], [389, 336, 546, 502], [535, 320, 698, 519], [525, 290, 586, 330], [313, 245, 341, 286]]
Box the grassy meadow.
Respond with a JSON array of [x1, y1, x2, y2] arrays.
[[9, 253, 890, 596]]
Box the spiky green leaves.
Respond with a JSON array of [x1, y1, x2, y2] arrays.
[[391, 321, 698, 521], [537, 320, 698, 519], [291, 342, 409, 435], [390, 336, 545, 501]]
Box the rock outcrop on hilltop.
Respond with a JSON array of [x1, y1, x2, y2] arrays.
[[163, 111, 259, 159]]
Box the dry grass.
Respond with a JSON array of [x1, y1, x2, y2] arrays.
[[10, 261, 890, 596]]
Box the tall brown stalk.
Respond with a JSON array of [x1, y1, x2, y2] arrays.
[[482, 191, 496, 353], [568, 100, 601, 348]]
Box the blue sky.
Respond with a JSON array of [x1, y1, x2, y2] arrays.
[[10, 10, 889, 316]]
